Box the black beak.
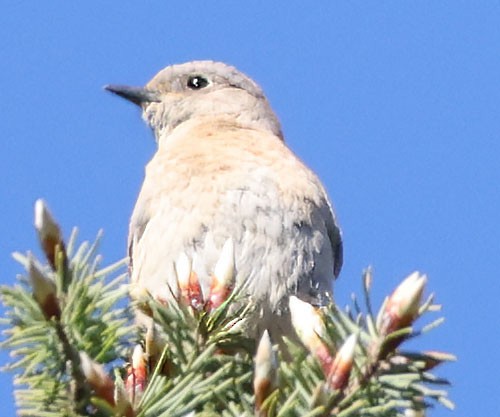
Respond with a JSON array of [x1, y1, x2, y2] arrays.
[[104, 84, 161, 106]]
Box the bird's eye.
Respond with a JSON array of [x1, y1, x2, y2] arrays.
[[187, 75, 209, 90]]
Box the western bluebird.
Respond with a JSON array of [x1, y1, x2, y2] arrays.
[[105, 61, 343, 341]]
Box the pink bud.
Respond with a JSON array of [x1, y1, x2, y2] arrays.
[[126, 345, 148, 405], [207, 238, 235, 311], [379, 272, 427, 335], [80, 352, 116, 406], [34, 199, 66, 270], [175, 253, 202, 310], [254, 330, 278, 416], [289, 296, 334, 374], [327, 334, 357, 390], [28, 256, 60, 319]]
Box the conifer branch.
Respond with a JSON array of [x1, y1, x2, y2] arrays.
[[1, 201, 454, 417]]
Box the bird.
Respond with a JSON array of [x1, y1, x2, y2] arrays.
[[105, 60, 343, 342]]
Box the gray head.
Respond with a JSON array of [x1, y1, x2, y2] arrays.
[[105, 61, 283, 141]]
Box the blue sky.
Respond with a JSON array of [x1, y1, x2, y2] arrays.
[[1, 2, 499, 416]]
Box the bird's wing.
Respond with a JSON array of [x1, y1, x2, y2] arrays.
[[127, 209, 149, 273], [324, 197, 343, 279]]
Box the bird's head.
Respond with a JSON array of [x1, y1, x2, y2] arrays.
[[105, 61, 282, 141]]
